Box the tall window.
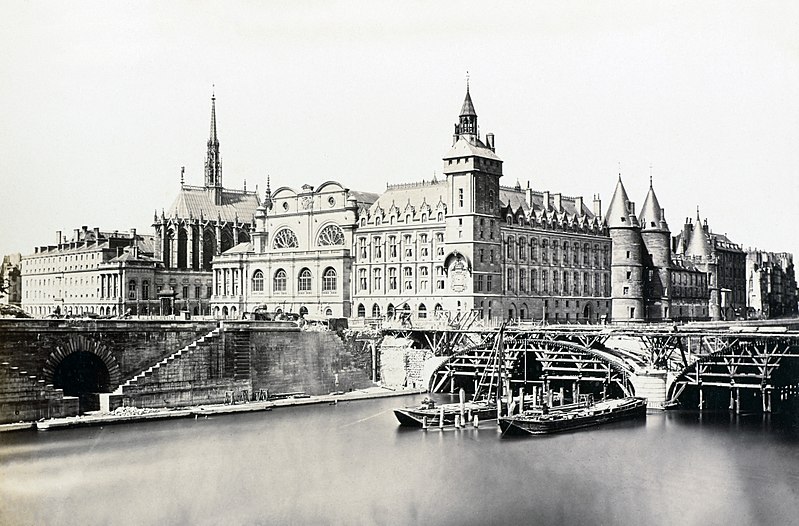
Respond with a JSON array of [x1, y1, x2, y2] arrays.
[[323, 268, 337, 292], [389, 268, 397, 290], [506, 237, 514, 259], [357, 304, 366, 317], [142, 280, 149, 300], [274, 269, 287, 292], [507, 268, 514, 291], [389, 236, 398, 258], [373, 268, 382, 290], [252, 270, 264, 292], [542, 270, 549, 293], [531, 238, 538, 262], [531, 269, 537, 293], [298, 268, 312, 292], [487, 275, 493, 292], [520, 270, 526, 293], [542, 239, 549, 263], [459, 188, 464, 207], [128, 279, 136, 300], [584, 243, 590, 265], [373, 237, 382, 259], [359, 238, 367, 259], [519, 237, 526, 260], [372, 304, 381, 317], [358, 269, 367, 290], [573, 243, 580, 265]]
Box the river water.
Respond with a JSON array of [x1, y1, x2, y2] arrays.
[[2, 395, 798, 526]]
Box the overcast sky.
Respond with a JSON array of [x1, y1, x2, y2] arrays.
[[2, 1, 797, 260]]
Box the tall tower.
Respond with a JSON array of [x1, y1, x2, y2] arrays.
[[605, 177, 645, 322], [204, 92, 223, 205], [442, 84, 502, 315], [684, 209, 720, 320], [639, 179, 672, 321]]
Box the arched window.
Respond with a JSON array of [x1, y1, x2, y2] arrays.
[[372, 304, 381, 318], [128, 279, 137, 300], [418, 303, 427, 319], [299, 306, 308, 317], [387, 303, 395, 317], [142, 280, 150, 300], [434, 303, 443, 317], [273, 228, 299, 249], [357, 304, 366, 318], [318, 225, 345, 246], [298, 268, 312, 292], [274, 269, 287, 292], [325, 308, 333, 317], [322, 267, 337, 292], [252, 270, 264, 292]]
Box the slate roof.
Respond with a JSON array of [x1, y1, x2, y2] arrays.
[[167, 186, 261, 222], [499, 187, 594, 218], [369, 180, 448, 215], [443, 136, 502, 161]]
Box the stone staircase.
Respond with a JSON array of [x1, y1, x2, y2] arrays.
[[231, 331, 251, 380], [113, 328, 222, 394], [630, 371, 668, 410], [0, 361, 79, 423]]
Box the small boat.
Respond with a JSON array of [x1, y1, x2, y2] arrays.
[[394, 323, 510, 428], [499, 396, 647, 437], [393, 397, 500, 428]]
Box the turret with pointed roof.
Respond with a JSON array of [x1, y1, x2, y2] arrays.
[[639, 179, 672, 320], [605, 176, 645, 322]]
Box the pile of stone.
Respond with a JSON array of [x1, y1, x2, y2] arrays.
[[109, 406, 162, 416]]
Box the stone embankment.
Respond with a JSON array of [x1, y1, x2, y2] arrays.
[[0, 385, 425, 432]]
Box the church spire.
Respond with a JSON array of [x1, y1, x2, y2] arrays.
[[205, 90, 222, 190]]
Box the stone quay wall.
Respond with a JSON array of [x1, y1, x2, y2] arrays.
[[0, 319, 375, 421]]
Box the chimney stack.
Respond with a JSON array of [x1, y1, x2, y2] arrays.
[[593, 194, 602, 219], [542, 191, 550, 210], [486, 133, 495, 151], [574, 196, 584, 215], [553, 193, 562, 212]]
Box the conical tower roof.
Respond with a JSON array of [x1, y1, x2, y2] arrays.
[[460, 87, 477, 117], [686, 210, 712, 257], [605, 177, 633, 228], [639, 183, 668, 232]]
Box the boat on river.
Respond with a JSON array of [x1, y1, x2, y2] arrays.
[[393, 397, 500, 427], [499, 396, 647, 437], [394, 323, 509, 428]]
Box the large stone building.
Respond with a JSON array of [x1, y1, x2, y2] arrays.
[[20, 94, 260, 318], [606, 177, 746, 322], [212, 87, 612, 323], [20, 226, 146, 317], [747, 249, 797, 319]]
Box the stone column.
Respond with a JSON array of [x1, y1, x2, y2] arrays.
[[215, 223, 222, 256]]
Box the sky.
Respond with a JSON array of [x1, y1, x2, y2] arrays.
[[1, 1, 798, 260]]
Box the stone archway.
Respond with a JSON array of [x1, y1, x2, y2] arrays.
[[43, 335, 122, 409]]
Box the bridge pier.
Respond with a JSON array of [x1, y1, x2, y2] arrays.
[[735, 387, 741, 415], [698, 386, 704, 411]]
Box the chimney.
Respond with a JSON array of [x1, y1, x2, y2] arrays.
[[525, 183, 533, 209], [56, 230, 62, 246], [574, 196, 584, 215], [542, 191, 550, 210], [553, 193, 562, 212], [593, 194, 602, 218], [73, 228, 80, 241], [486, 133, 495, 151]]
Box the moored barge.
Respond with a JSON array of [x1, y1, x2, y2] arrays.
[[499, 396, 647, 437]]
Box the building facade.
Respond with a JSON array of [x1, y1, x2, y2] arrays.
[[1, 253, 22, 306], [747, 249, 798, 319], [212, 87, 612, 323], [606, 176, 747, 323]]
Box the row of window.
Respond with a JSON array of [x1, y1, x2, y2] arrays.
[[361, 211, 446, 227], [497, 269, 610, 297], [354, 302, 445, 318], [245, 268, 338, 295], [357, 232, 446, 260], [503, 237, 609, 267], [272, 225, 345, 250], [356, 266, 446, 292]]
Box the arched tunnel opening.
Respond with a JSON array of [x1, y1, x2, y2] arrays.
[[52, 351, 111, 413]]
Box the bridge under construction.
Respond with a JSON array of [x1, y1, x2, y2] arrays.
[[380, 318, 799, 413]]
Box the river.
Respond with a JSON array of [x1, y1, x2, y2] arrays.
[[2, 395, 798, 526]]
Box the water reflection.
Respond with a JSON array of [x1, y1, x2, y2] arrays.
[[2, 396, 798, 526]]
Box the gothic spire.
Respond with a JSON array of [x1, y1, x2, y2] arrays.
[[454, 79, 478, 142], [204, 90, 222, 192]]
